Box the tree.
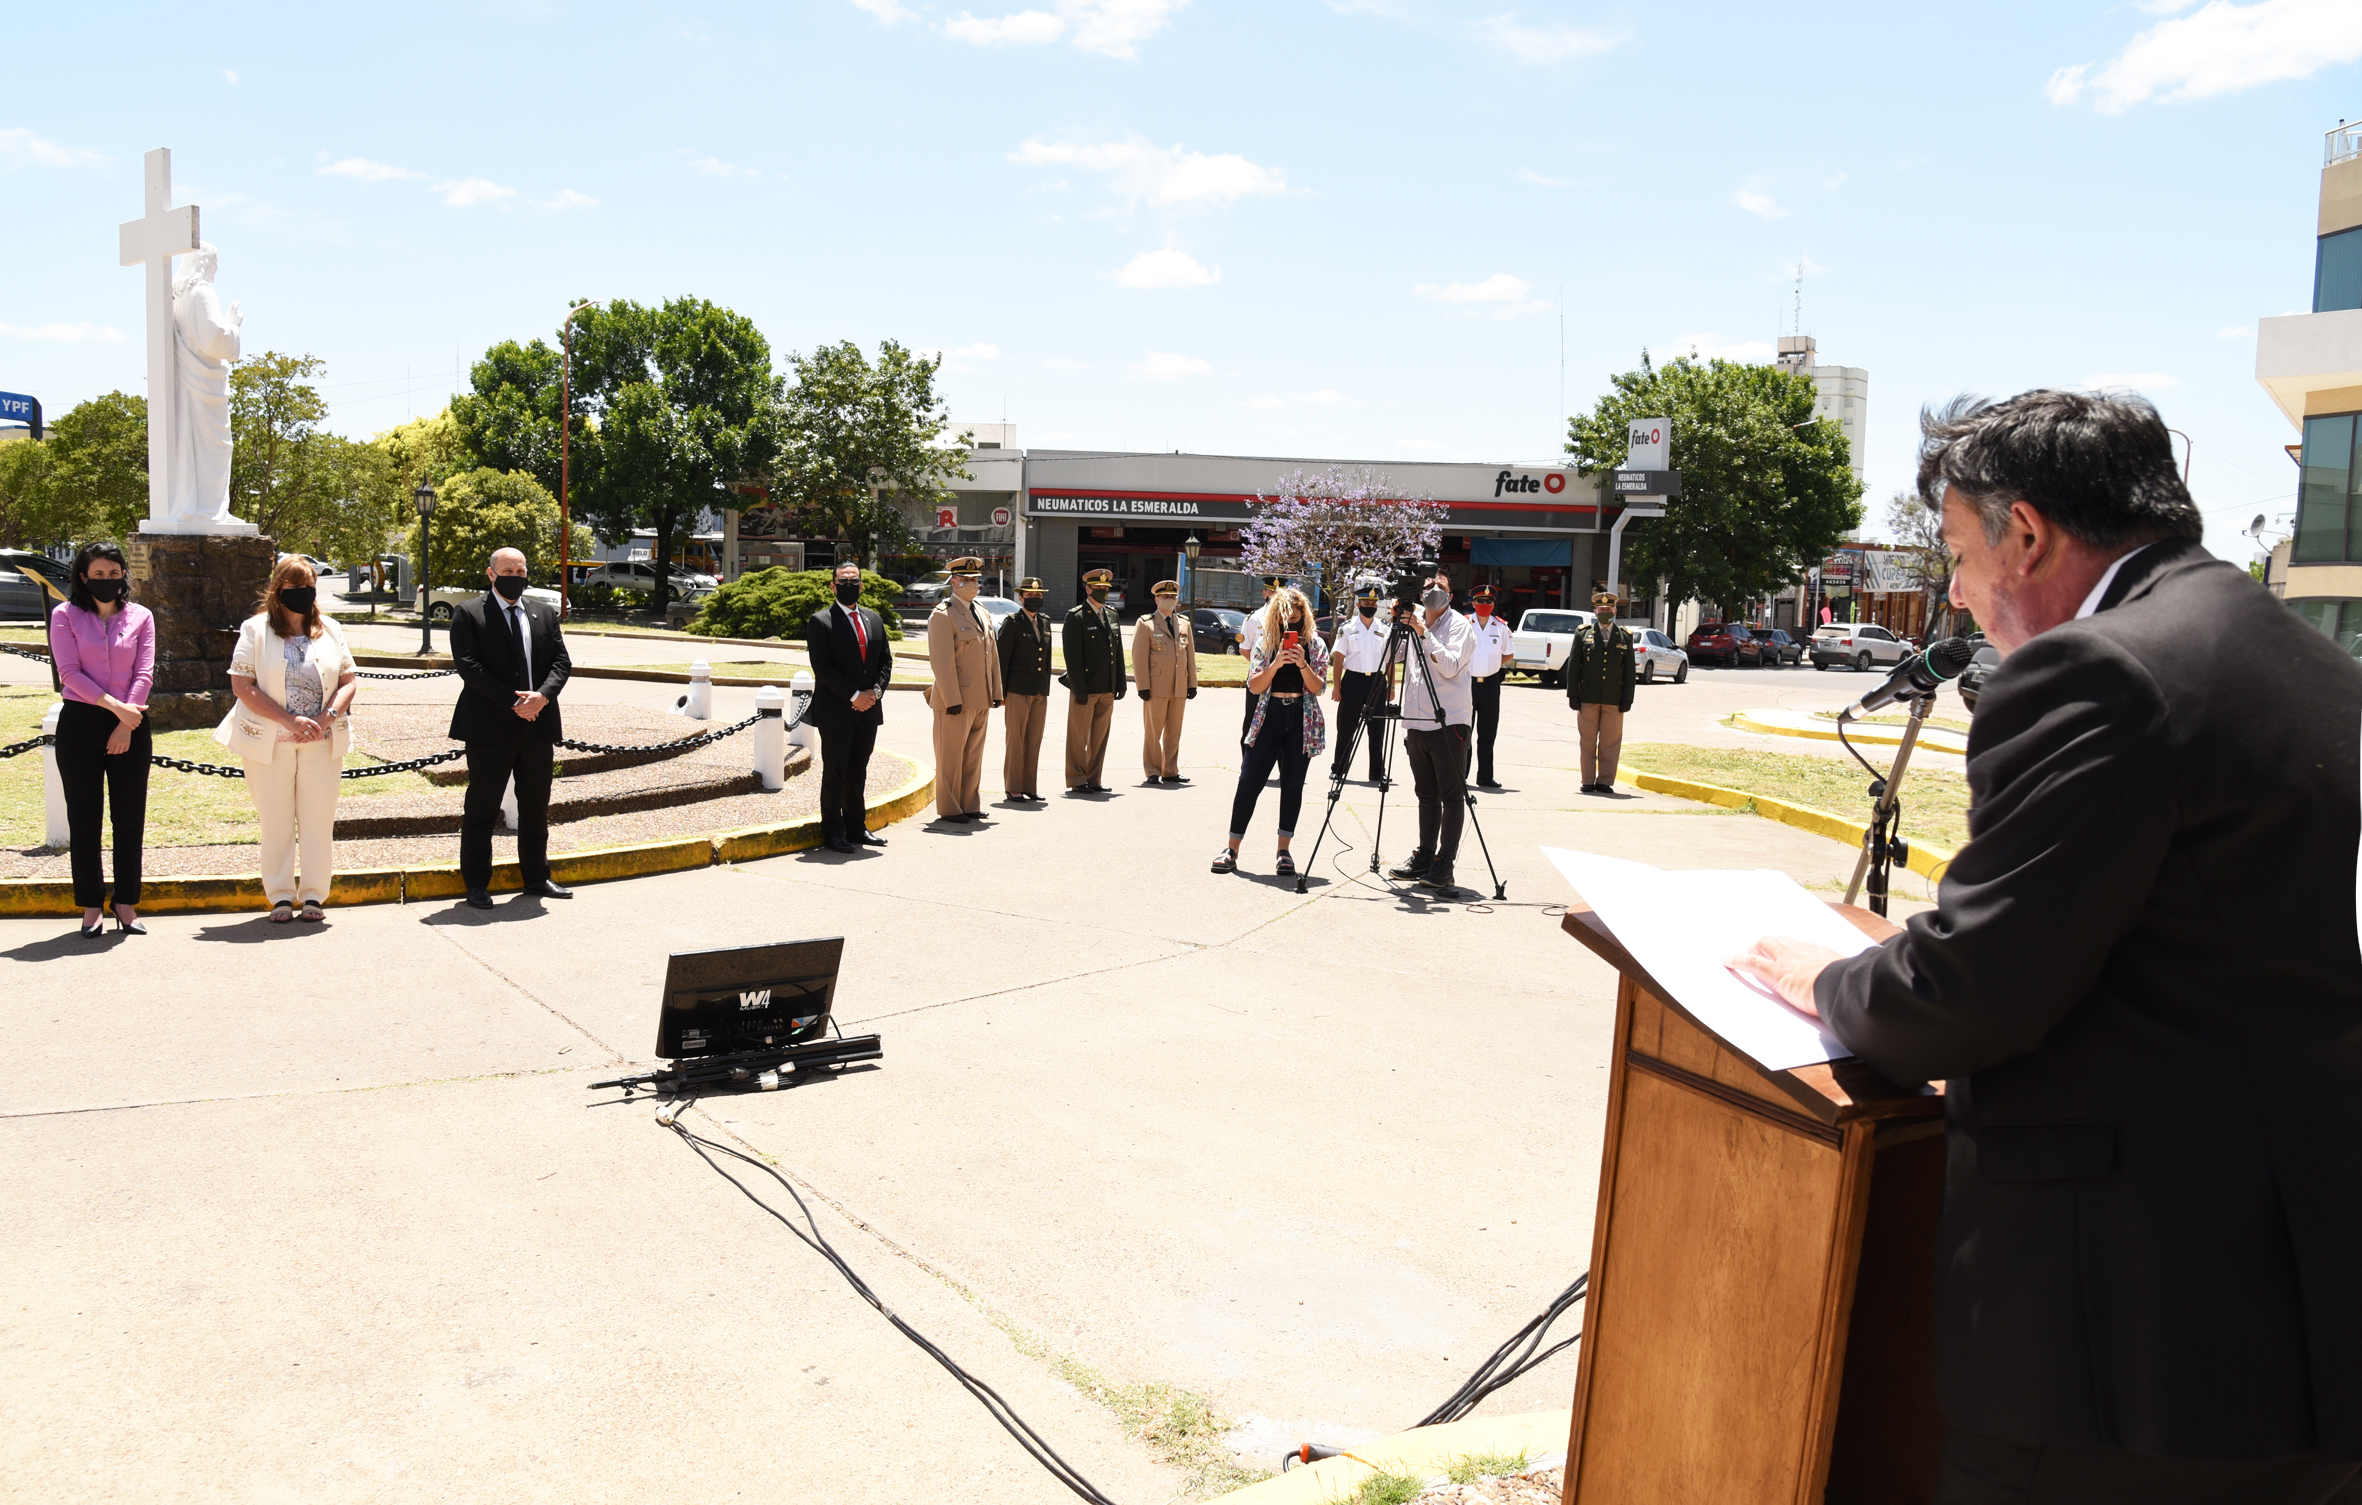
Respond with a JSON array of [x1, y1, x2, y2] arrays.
[[1881, 488, 1956, 639], [688, 566, 904, 640], [0, 439, 83, 550], [569, 298, 783, 616], [1235, 466, 1447, 607], [43, 392, 149, 542], [772, 339, 969, 566], [404, 467, 592, 589], [449, 337, 568, 498], [1565, 353, 1863, 611], [229, 351, 331, 539]]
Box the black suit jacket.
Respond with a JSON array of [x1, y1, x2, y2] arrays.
[[1817, 539, 2362, 1461], [803, 603, 892, 729], [997, 607, 1054, 696], [447, 591, 570, 744]]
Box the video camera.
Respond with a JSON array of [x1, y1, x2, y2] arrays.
[[1387, 558, 1440, 613]]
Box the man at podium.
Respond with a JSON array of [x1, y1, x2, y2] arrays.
[[1735, 391, 2362, 1504]]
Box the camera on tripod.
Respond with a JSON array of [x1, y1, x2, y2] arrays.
[[1387, 558, 1439, 613]]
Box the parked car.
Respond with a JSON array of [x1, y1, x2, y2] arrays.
[[1685, 620, 1765, 667], [973, 595, 1020, 626], [1508, 608, 1598, 687], [0, 549, 69, 620], [423, 582, 560, 620], [665, 585, 718, 627], [1192, 607, 1246, 654], [1633, 627, 1690, 684], [582, 559, 716, 596], [901, 570, 955, 605], [1759, 628, 1804, 667], [1809, 622, 1912, 671]]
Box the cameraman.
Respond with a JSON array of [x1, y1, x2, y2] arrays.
[[1385, 573, 1475, 894]]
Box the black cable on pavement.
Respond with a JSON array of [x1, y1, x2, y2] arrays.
[[1413, 1272, 1588, 1427]]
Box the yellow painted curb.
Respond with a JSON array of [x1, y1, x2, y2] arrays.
[[402, 862, 520, 901], [551, 835, 716, 886], [1727, 710, 1968, 754], [714, 765, 937, 862], [1210, 1410, 1570, 1503], [1621, 767, 1956, 883]]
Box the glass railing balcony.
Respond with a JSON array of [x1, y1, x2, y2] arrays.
[[2330, 122, 2362, 167]]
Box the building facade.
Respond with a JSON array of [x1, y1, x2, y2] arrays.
[[2256, 121, 2362, 657], [1776, 335, 1868, 484]]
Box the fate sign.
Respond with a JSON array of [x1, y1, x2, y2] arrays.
[[1625, 417, 1670, 471]]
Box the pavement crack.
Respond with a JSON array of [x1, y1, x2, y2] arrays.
[[425, 923, 623, 1062]]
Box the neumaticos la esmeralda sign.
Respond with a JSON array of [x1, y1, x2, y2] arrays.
[[1029, 473, 1600, 529]]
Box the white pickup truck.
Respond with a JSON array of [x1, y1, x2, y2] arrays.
[[1508, 608, 1598, 687]]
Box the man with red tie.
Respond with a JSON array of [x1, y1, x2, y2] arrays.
[[803, 562, 894, 854]]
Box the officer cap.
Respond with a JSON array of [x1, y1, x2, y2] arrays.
[[1260, 574, 1286, 590], [1353, 582, 1382, 601], [1082, 567, 1115, 586], [1017, 576, 1046, 595], [1591, 591, 1620, 609], [1151, 580, 1179, 596], [1471, 584, 1496, 602], [947, 556, 984, 576]]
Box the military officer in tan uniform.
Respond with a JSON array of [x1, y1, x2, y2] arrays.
[[1131, 579, 1199, 784], [995, 577, 1053, 802], [925, 557, 1003, 823]]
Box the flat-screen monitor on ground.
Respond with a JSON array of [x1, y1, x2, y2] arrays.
[[654, 937, 844, 1060]]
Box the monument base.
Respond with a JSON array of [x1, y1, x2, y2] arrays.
[[127, 531, 275, 731], [138, 516, 262, 537]]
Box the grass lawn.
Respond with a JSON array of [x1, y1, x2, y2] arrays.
[[1619, 741, 1974, 854], [611, 647, 1252, 687], [0, 685, 436, 851]]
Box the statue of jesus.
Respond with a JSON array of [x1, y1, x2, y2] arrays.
[[164, 242, 243, 528]]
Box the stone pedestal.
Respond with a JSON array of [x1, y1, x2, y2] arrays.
[[127, 531, 275, 731]]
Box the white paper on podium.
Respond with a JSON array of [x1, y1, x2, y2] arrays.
[[1544, 847, 1882, 1071]]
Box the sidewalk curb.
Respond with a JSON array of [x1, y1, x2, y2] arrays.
[[0, 766, 937, 919], [1620, 767, 1956, 883], [1726, 710, 1969, 755]]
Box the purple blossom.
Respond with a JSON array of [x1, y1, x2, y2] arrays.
[[1237, 466, 1447, 605]]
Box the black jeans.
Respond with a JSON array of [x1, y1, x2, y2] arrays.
[[1331, 670, 1386, 781], [1403, 725, 1467, 865], [1470, 671, 1504, 781], [817, 717, 878, 839], [1935, 1428, 2362, 1505], [56, 699, 149, 909], [1228, 698, 1308, 840], [460, 736, 555, 891]]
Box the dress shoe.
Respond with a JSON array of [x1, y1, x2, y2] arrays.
[[857, 829, 889, 847], [1418, 865, 1462, 895], [1161, 774, 1191, 785], [465, 890, 495, 910], [530, 878, 572, 899], [1388, 852, 1433, 880], [826, 836, 859, 853], [1477, 778, 1503, 789]]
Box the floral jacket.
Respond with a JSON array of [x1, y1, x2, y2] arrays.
[[1243, 630, 1330, 758]]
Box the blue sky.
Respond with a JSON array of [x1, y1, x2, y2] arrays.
[[7, 0, 2360, 562]]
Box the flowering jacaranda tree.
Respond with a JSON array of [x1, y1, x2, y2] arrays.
[[1236, 466, 1447, 609]]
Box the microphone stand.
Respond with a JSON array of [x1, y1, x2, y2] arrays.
[[1841, 691, 1935, 917]]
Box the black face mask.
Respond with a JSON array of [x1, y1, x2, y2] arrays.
[[835, 580, 862, 605], [278, 586, 317, 615], [1088, 587, 1108, 603], [84, 578, 127, 603], [1357, 603, 1376, 618], [493, 575, 529, 602]]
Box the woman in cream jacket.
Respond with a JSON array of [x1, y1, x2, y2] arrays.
[[219, 558, 358, 921]]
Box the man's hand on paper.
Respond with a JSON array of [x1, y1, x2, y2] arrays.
[[1727, 937, 1843, 1018]]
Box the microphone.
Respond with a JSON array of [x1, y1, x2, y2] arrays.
[[1839, 636, 1977, 721]]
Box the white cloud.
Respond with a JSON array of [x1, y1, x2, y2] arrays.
[[1043, 357, 1091, 371], [1516, 167, 1575, 187], [942, 0, 1187, 57], [2046, 0, 2362, 112], [0, 321, 125, 342], [1011, 135, 1287, 208], [221, 69, 239, 85], [1247, 389, 1353, 409], [684, 153, 760, 178], [1469, 13, 1623, 62], [540, 188, 598, 210], [848, 0, 918, 23], [0, 129, 105, 170], [1733, 187, 1789, 220], [2081, 371, 2182, 390], [950, 342, 1001, 360], [318, 156, 422, 182], [433, 177, 518, 208], [2216, 324, 2252, 338], [1412, 272, 1553, 317], [1669, 332, 1778, 362], [1764, 255, 1829, 282], [1131, 350, 1213, 380], [919, 342, 1004, 372], [1112, 248, 1220, 288]]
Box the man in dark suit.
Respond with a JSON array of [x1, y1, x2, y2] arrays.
[[448, 547, 573, 909], [803, 561, 893, 854], [1736, 391, 2362, 1504]]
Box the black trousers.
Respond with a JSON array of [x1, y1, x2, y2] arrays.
[[1228, 698, 1308, 840], [817, 717, 878, 839], [1470, 671, 1505, 782], [1403, 725, 1467, 865], [1331, 670, 1386, 781], [460, 736, 555, 891], [1935, 1429, 2362, 1505], [56, 699, 150, 909]]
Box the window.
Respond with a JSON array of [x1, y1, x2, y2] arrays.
[[2316, 227, 2362, 314], [2297, 414, 2358, 564], [1522, 612, 1580, 634], [1865, 626, 1893, 641], [2292, 600, 2362, 660]]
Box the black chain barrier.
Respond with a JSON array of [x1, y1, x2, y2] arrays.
[[556, 709, 765, 758], [355, 667, 457, 680], [3, 642, 53, 663], [0, 734, 48, 759]]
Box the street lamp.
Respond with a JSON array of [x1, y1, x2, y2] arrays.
[[414, 475, 437, 656], [559, 299, 600, 620], [1183, 532, 1201, 613]]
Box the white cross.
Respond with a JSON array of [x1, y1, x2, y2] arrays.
[[118, 148, 199, 527]]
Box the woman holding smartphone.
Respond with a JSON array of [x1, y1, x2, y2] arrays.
[[1213, 585, 1330, 876]]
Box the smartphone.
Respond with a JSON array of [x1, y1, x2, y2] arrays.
[[1282, 631, 1299, 654]]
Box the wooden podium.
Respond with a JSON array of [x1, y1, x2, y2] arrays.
[[1559, 905, 1948, 1505]]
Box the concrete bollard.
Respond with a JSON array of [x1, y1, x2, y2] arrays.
[[673, 659, 712, 721], [40, 700, 67, 849], [753, 684, 786, 791], [788, 670, 816, 755]]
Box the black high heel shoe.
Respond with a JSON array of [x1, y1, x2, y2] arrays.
[[113, 909, 146, 936], [80, 914, 104, 938]]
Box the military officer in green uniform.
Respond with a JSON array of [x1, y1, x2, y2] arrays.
[[1565, 590, 1636, 794], [997, 577, 1054, 802], [1060, 567, 1126, 792]]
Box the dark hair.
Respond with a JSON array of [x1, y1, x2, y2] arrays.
[[68, 541, 130, 614], [258, 555, 324, 639], [1917, 390, 2202, 549]]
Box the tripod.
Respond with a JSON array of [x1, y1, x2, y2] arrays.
[[1295, 610, 1505, 900], [1840, 691, 1936, 918]]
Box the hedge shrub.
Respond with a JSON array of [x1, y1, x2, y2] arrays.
[[687, 568, 905, 640]]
